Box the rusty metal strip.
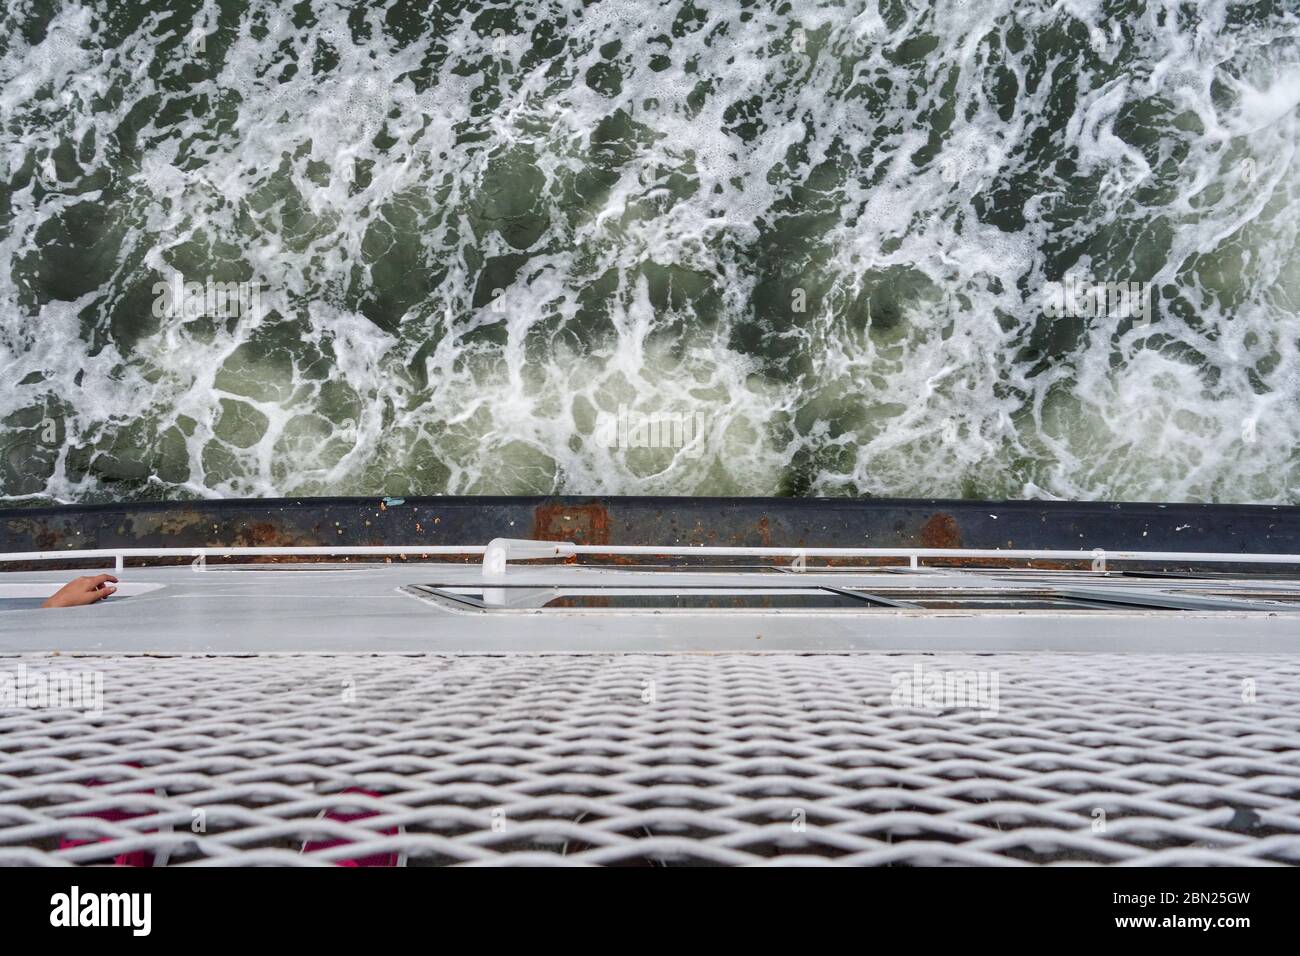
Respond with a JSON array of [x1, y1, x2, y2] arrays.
[[1, 497, 1298, 573]]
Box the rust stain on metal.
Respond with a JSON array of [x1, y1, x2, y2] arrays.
[[5, 518, 66, 551], [532, 503, 611, 546], [229, 521, 309, 548], [920, 512, 962, 549], [216, 521, 315, 562], [125, 510, 206, 540], [921, 556, 1086, 570]]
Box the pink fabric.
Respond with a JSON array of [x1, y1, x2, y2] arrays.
[[59, 771, 154, 867], [302, 788, 400, 867]]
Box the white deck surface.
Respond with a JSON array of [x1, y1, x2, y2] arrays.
[[1, 562, 1297, 653]]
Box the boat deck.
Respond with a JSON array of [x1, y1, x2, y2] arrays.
[[2, 559, 1299, 652], [2, 531, 1298, 865]]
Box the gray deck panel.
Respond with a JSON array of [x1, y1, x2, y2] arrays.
[[0, 564, 1296, 654]]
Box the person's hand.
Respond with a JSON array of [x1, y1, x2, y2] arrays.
[[41, 574, 119, 608]]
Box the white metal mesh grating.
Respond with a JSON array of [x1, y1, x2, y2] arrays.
[[1, 653, 1299, 866]]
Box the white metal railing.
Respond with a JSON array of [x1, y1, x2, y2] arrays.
[[0, 546, 485, 574], [479, 539, 1300, 575], [1, 538, 1300, 576]]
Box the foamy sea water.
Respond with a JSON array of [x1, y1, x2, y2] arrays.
[[1, 0, 1298, 503]]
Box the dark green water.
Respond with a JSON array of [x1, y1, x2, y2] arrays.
[[1, 0, 1298, 504]]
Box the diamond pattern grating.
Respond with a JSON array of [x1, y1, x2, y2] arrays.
[[1, 653, 1299, 866]]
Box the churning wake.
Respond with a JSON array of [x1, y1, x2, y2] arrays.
[[1, 0, 1298, 503]]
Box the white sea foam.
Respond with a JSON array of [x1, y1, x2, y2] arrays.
[[0, 0, 1297, 503]]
